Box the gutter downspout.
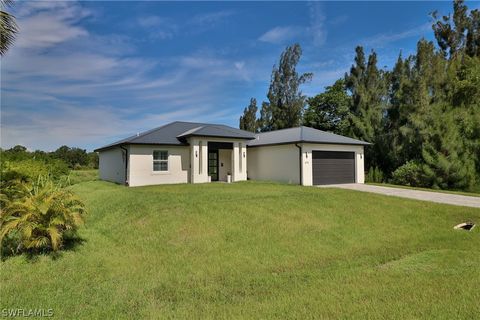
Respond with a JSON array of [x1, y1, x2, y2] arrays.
[[120, 145, 129, 186], [295, 143, 302, 186]]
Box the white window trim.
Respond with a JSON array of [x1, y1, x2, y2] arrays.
[[153, 150, 169, 173]]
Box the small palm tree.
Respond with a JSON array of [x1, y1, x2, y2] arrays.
[[1, 177, 87, 253], [0, 0, 18, 56]]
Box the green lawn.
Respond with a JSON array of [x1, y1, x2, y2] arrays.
[[67, 169, 98, 185], [1, 181, 479, 319]]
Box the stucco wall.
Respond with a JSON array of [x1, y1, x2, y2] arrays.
[[247, 144, 300, 184], [301, 143, 365, 186], [128, 145, 190, 187], [218, 149, 232, 182], [99, 147, 126, 184]]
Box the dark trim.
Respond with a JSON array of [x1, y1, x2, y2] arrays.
[[119, 145, 129, 186], [208, 149, 219, 181], [247, 140, 370, 148], [295, 143, 302, 185]]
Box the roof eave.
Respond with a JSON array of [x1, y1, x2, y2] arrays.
[[247, 140, 371, 148]]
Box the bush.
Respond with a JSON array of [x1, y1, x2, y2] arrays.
[[391, 161, 424, 187], [366, 166, 384, 183], [0, 176, 87, 255], [1, 159, 69, 183]]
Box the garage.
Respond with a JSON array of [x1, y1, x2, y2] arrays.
[[312, 151, 355, 185]]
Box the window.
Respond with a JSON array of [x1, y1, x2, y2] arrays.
[[153, 150, 168, 171]]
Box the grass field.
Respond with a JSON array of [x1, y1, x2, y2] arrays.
[[1, 181, 479, 319]]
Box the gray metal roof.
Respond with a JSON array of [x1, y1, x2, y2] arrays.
[[95, 121, 256, 152], [247, 126, 370, 147]]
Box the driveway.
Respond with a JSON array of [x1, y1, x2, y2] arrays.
[[321, 184, 480, 208]]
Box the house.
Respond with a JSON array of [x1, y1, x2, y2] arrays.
[[94, 121, 370, 187]]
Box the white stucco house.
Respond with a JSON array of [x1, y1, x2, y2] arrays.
[[95, 121, 370, 187]]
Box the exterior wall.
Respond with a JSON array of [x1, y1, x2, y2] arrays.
[[189, 137, 248, 183], [247, 144, 300, 184], [301, 143, 365, 186], [128, 145, 190, 187], [189, 138, 209, 183], [218, 149, 232, 182], [99, 147, 126, 184]]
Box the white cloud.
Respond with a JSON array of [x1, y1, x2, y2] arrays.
[[259, 26, 303, 44], [307, 2, 327, 46], [361, 23, 432, 48], [1, 2, 255, 151]]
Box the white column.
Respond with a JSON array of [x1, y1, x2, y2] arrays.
[[201, 140, 208, 181], [190, 139, 199, 183], [231, 142, 239, 182]]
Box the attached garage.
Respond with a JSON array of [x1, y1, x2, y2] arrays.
[[312, 151, 355, 185], [247, 126, 370, 186]]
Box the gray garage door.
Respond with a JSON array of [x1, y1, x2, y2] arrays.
[[312, 151, 355, 185]]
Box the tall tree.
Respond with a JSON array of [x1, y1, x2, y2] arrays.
[[432, 0, 480, 58], [344, 47, 387, 169], [259, 43, 312, 132], [239, 98, 259, 132], [303, 79, 351, 134], [0, 0, 18, 56]]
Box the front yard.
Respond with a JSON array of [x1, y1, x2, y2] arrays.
[[1, 181, 479, 319]]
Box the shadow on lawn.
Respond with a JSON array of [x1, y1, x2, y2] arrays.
[[1, 236, 87, 262]]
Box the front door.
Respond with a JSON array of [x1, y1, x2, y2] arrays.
[[208, 150, 219, 181]]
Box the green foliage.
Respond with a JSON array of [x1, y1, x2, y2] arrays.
[[0, 176, 87, 255], [304, 79, 351, 134], [366, 166, 384, 183], [52, 145, 89, 169], [258, 44, 312, 131], [344, 47, 387, 170], [239, 98, 259, 132], [391, 161, 425, 187], [0, 0, 18, 56], [304, 1, 480, 191]]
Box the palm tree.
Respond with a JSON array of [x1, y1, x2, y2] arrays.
[[0, 0, 18, 56], [0, 177, 87, 253]]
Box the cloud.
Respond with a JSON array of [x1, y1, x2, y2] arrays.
[[361, 23, 432, 47], [190, 10, 234, 27], [14, 2, 90, 50], [137, 15, 176, 40], [259, 26, 303, 44], [307, 2, 327, 46], [1, 2, 255, 151]]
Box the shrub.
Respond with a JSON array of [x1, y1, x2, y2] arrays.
[[366, 166, 384, 183], [391, 161, 424, 187], [1, 159, 69, 183], [0, 176, 87, 255]]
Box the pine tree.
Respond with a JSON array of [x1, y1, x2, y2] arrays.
[[344, 47, 387, 169], [260, 44, 312, 132], [239, 98, 259, 132]]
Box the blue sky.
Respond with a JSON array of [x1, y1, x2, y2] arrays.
[[1, 1, 471, 151]]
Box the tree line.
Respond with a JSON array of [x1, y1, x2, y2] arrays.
[[239, 0, 480, 191]]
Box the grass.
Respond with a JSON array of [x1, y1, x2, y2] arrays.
[[367, 182, 480, 197], [1, 181, 479, 319], [67, 169, 98, 185]]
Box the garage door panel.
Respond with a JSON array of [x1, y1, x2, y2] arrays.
[[312, 151, 355, 185]]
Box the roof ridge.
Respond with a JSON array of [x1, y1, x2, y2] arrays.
[[129, 121, 178, 142]]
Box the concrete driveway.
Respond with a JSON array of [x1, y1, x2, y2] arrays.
[[320, 184, 480, 208]]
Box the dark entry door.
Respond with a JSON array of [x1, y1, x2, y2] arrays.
[[208, 150, 219, 181], [312, 151, 355, 185]]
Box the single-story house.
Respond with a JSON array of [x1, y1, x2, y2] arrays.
[[94, 121, 370, 187]]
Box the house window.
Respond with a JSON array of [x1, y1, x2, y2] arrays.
[[153, 150, 168, 171]]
